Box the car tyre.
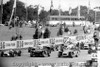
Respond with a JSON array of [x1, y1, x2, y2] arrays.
[[43, 51, 48, 57], [18, 51, 21, 56], [69, 52, 73, 58], [76, 51, 79, 57], [58, 52, 62, 58], [1, 51, 4, 57], [30, 54, 33, 57]]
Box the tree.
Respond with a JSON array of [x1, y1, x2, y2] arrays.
[[39, 10, 48, 25], [3, 0, 14, 24], [27, 5, 38, 21], [16, 1, 26, 20], [3, 0, 26, 24]]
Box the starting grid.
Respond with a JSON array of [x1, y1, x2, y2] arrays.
[[0, 33, 98, 67], [0, 34, 94, 50]]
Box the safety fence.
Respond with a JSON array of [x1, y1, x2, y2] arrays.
[[0, 34, 94, 50]]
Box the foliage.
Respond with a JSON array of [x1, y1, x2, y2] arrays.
[[43, 28, 51, 38], [57, 26, 63, 36], [39, 10, 49, 25], [33, 28, 39, 39], [2, 0, 99, 24], [27, 6, 38, 21]]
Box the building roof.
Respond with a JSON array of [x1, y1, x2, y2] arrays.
[[49, 15, 85, 18]]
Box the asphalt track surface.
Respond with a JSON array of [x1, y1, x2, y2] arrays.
[[1, 50, 92, 67]]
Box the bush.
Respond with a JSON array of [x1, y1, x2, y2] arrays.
[[73, 29, 78, 34], [64, 27, 69, 32], [33, 28, 39, 39], [43, 28, 51, 38], [57, 27, 63, 36]]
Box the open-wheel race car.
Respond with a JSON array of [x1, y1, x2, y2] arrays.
[[30, 45, 51, 57], [58, 43, 80, 58], [0, 49, 22, 57], [88, 44, 97, 54], [85, 59, 97, 67]]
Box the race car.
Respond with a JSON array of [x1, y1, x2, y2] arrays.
[[0, 49, 22, 57], [58, 44, 80, 58], [86, 59, 97, 67], [88, 45, 97, 54], [30, 45, 51, 57], [91, 53, 97, 62], [84, 42, 89, 50], [28, 45, 54, 53]]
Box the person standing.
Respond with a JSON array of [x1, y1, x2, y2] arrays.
[[93, 31, 99, 48]]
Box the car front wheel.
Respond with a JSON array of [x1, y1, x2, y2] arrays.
[[58, 52, 62, 57], [30, 53, 33, 57], [69, 52, 74, 58]]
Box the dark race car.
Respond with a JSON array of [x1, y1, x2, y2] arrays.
[[30, 45, 51, 57], [0, 49, 22, 57]]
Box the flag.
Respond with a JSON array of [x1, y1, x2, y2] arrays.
[[13, 0, 16, 8], [38, 5, 44, 15], [9, 0, 17, 25], [69, 7, 72, 15], [25, 3, 28, 8], [78, 5, 80, 19], [0, 0, 3, 24], [50, 0, 53, 14], [58, 2, 61, 16], [87, 0, 90, 14]]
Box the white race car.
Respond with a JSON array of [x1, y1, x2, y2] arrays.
[[58, 44, 80, 58]]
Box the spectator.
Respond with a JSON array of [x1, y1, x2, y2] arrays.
[[76, 42, 80, 48], [80, 42, 84, 49], [73, 29, 78, 34], [73, 22, 75, 27], [18, 34, 23, 40], [93, 32, 99, 46], [11, 34, 17, 41]]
